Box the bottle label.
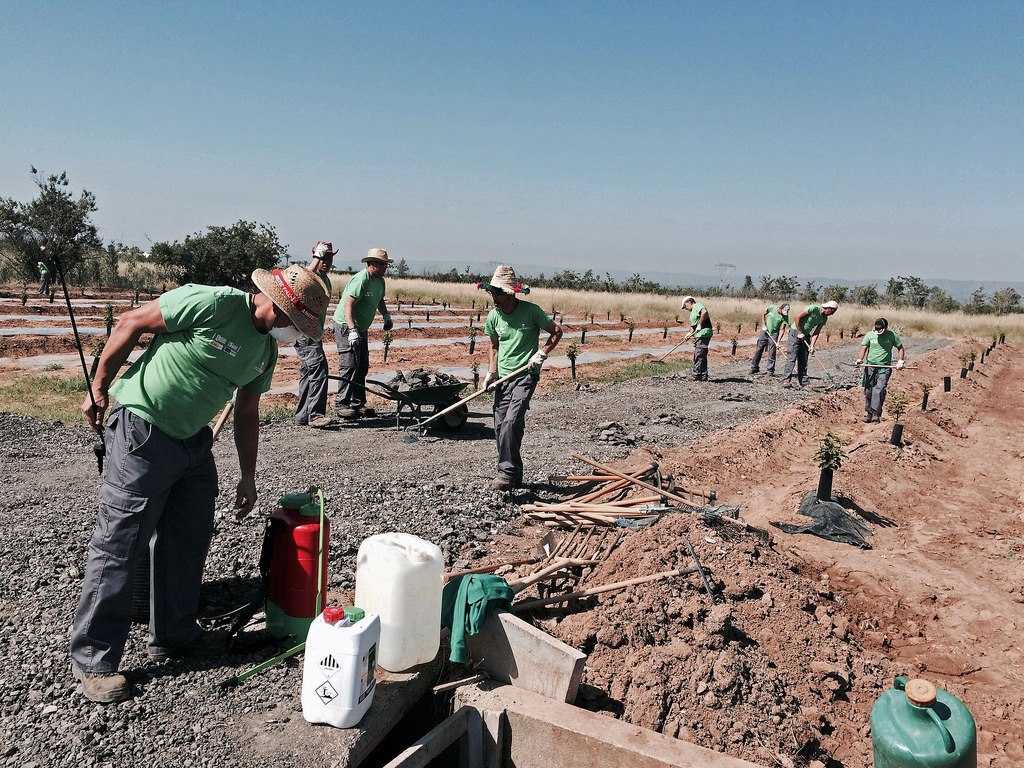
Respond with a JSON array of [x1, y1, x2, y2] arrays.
[[358, 644, 377, 704]]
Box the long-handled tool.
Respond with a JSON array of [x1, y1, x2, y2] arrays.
[[800, 337, 836, 385], [211, 395, 235, 441], [837, 362, 914, 370], [417, 360, 533, 429], [656, 330, 694, 364]]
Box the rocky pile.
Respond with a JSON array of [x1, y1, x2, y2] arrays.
[[593, 421, 637, 447], [387, 368, 464, 391]]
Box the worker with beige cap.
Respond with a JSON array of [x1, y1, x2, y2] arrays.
[[294, 240, 337, 426], [680, 295, 713, 381], [481, 265, 562, 491], [71, 265, 329, 704], [783, 300, 839, 387], [332, 248, 394, 419]]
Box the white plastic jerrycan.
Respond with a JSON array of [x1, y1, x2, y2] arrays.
[[355, 533, 443, 672], [301, 606, 380, 728]]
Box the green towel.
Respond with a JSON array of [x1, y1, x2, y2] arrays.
[[440, 574, 515, 663]]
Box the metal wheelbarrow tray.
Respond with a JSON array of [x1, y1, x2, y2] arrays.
[[364, 378, 471, 432]]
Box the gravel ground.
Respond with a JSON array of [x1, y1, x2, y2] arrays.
[[0, 338, 945, 767]]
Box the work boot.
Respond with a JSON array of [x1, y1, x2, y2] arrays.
[[490, 476, 514, 492], [357, 406, 376, 417], [148, 625, 208, 662], [74, 668, 132, 704], [864, 414, 873, 423], [337, 407, 360, 420]]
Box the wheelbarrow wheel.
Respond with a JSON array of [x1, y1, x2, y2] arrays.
[[431, 403, 468, 432]]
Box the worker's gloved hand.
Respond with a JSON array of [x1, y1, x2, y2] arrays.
[[529, 350, 548, 369], [895, 359, 905, 369], [797, 332, 805, 340], [382, 312, 394, 331], [853, 358, 863, 365], [347, 329, 361, 344], [483, 369, 498, 389]]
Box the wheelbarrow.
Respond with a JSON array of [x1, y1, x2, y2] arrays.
[[363, 377, 471, 432]]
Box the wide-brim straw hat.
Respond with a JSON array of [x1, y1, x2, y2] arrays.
[[487, 265, 526, 295], [362, 247, 393, 265], [251, 265, 330, 340]]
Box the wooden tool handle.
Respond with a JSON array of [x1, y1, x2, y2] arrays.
[[511, 565, 698, 611], [417, 361, 533, 429]]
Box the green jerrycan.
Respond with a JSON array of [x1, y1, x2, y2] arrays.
[[871, 676, 976, 767]]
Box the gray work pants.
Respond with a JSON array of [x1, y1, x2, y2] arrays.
[[334, 323, 369, 409], [750, 330, 778, 374], [294, 335, 328, 424], [782, 329, 809, 384], [692, 339, 710, 380], [863, 366, 892, 418], [493, 373, 537, 482], [70, 407, 217, 673]]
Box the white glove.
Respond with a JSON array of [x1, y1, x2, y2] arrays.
[[347, 329, 361, 344], [529, 350, 548, 368], [483, 369, 498, 389], [895, 359, 905, 369], [797, 332, 805, 340], [382, 313, 394, 331], [854, 358, 863, 365]]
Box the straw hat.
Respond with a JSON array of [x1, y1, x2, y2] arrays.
[[486, 265, 527, 295], [311, 240, 339, 258], [680, 295, 697, 308], [362, 247, 393, 265], [251, 265, 330, 340]]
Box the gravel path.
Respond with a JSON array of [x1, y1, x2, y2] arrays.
[[0, 337, 945, 767]]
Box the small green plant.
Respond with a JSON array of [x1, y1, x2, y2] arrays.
[[958, 351, 971, 368], [969, 350, 977, 363], [566, 342, 580, 380], [382, 330, 394, 363], [20, 287, 27, 306], [730, 337, 738, 356], [470, 360, 480, 387], [468, 326, 478, 355], [104, 303, 114, 337], [815, 432, 846, 472], [626, 318, 636, 342], [886, 390, 909, 424], [662, 325, 668, 339]]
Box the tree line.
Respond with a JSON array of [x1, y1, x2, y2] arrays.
[[1, 169, 1020, 316]]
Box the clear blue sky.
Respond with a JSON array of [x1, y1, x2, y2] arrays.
[[2, 2, 1022, 282]]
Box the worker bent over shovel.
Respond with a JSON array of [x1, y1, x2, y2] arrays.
[[481, 265, 562, 491], [783, 300, 838, 387], [71, 265, 329, 704]]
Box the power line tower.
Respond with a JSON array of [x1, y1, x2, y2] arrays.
[[715, 262, 736, 290]]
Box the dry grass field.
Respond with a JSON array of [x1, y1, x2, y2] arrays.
[[329, 274, 1022, 340]]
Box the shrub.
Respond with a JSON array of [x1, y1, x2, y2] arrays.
[[814, 432, 846, 471], [886, 391, 909, 423]]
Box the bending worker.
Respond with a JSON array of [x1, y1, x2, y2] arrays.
[[72, 265, 329, 704], [482, 265, 562, 491], [38, 258, 52, 295], [856, 317, 905, 423], [332, 248, 393, 420], [783, 300, 838, 388], [750, 301, 789, 376], [294, 240, 337, 426], [681, 295, 713, 381]]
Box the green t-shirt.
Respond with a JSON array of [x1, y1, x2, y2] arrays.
[[484, 300, 553, 377], [37, 261, 49, 277], [797, 304, 826, 336], [764, 305, 788, 335], [861, 329, 902, 366], [334, 269, 385, 331], [689, 302, 712, 341], [111, 285, 278, 440]]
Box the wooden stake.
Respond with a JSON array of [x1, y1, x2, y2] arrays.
[[511, 566, 698, 612]]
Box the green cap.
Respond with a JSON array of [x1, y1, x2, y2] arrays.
[[344, 606, 365, 623], [299, 501, 321, 518], [278, 491, 313, 510]]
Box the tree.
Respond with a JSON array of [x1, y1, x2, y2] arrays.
[[741, 275, 755, 297], [925, 286, 958, 314], [799, 280, 819, 302], [851, 285, 880, 306], [151, 220, 286, 288], [396, 257, 410, 278], [771, 275, 800, 299], [0, 169, 101, 288], [964, 287, 989, 315], [899, 275, 930, 309], [821, 284, 848, 303], [991, 287, 1021, 315], [885, 277, 905, 307]]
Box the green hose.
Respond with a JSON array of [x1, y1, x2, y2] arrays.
[[315, 487, 326, 615]]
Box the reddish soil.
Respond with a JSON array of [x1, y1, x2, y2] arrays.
[[481, 340, 1019, 767]]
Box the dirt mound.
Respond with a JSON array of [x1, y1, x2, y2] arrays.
[[541, 513, 887, 765]]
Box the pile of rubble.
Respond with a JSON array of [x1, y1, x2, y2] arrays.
[[387, 368, 464, 391], [593, 421, 637, 446]]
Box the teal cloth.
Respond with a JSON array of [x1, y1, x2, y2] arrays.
[[440, 574, 515, 663]]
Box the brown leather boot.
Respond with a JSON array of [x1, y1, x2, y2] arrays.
[[74, 669, 131, 703]]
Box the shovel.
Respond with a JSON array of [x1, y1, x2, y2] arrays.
[[655, 331, 694, 364]]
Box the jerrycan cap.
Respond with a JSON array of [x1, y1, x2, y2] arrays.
[[323, 607, 348, 625], [279, 491, 313, 510], [344, 606, 365, 623], [905, 678, 937, 707]]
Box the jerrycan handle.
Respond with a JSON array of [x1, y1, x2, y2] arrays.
[[893, 676, 956, 754]]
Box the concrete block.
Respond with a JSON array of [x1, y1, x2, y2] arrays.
[[466, 611, 586, 703], [456, 684, 764, 768]]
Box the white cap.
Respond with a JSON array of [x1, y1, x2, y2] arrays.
[[822, 300, 839, 310], [680, 295, 697, 307]]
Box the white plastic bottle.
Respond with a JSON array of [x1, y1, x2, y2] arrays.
[[355, 533, 443, 671], [301, 606, 380, 728]]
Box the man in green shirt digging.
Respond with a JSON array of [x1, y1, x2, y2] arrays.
[[70, 264, 329, 704], [856, 317, 905, 422], [783, 300, 838, 387], [750, 302, 789, 375], [482, 265, 562, 491], [681, 296, 713, 381], [332, 248, 393, 419], [37, 259, 51, 295]]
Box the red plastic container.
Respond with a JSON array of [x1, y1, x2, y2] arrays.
[[265, 492, 329, 641]]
